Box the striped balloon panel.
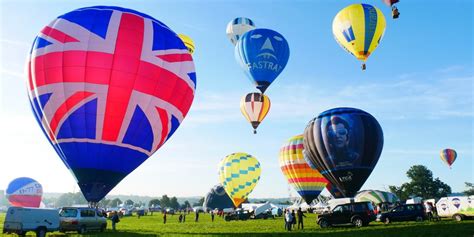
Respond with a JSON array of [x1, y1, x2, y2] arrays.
[[279, 135, 328, 204]]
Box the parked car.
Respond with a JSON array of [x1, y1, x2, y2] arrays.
[[224, 209, 252, 221], [59, 207, 107, 234], [317, 202, 375, 228], [3, 207, 60, 237], [165, 208, 175, 214], [376, 203, 425, 224]]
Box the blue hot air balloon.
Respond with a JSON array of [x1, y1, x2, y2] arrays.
[[303, 108, 384, 198], [26, 6, 196, 203], [235, 28, 289, 93]]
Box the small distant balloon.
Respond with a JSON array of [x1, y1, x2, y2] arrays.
[[240, 92, 270, 134], [178, 34, 195, 54], [226, 17, 256, 45], [440, 148, 457, 169], [6, 177, 43, 207]]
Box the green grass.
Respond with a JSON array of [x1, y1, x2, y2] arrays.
[[1, 212, 473, 237]]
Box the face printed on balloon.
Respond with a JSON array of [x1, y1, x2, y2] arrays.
[[325, 116, 360, 167]]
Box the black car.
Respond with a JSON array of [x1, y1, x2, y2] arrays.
[[317, 202, 375, 228], [376, 204, 425, 224]]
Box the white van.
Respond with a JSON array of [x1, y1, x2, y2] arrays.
[[3, 207, 60, 237], [436, 196, 474, 221]]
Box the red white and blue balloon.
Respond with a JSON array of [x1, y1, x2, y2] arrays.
[[27, 6, 196, 202], [6, 177, 43, 208]]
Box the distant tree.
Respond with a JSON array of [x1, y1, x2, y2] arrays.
[[160, 195, 171, 208], [193, 197, 205, 207], [124, 199, 134, 206], [170, 197, 180, 209], [389, 165, 451, 200], [149, 199, 161, 207], [56, 192, 87, 207], [464, 182, 474, 196], [183, 200, 191, 208], [98, 198, 111, 208], [110, 198, 123, 207]]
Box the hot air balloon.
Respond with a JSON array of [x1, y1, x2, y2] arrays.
[[178, 34, 195, 54], [382, 0, 400, 19], [218, 152, 261, 207], [6, 177, 43, 207], [332, 4, 386, 70], [240, 92, 270, 134], [27, 6, 196, 204], [235, 28, 290, 93], [226, 17, 256, 45], [279, 135, 329, 204], [355, 190, 399, 205], [440, 148, 457, 169], [303, 108, 384, 197], [203, 184, 236, 211]]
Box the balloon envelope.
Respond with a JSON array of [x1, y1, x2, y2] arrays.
[[240, 92, 270, 133], [332, 4, 386, 66], [279, 135, 329, 204], [326, 182, 344, 199], [6, 177, 43, 207], [383, 0, 399, 6], [226, 17, 256, 45], [440, 148, 457, 168], [203, 184, 235, 210], [218, 152, 261, 207], [178, 34, 195, 54], [355, 190, 399, 204], [235, 28, 290, 93], [303, 107, 384, 197], [27, 6, 196, 202]]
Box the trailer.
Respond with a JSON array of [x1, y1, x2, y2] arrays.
[[436, 196, 474, 221]]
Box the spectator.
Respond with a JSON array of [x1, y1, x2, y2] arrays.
[[285, 210, 293, 231], [297, 208, 306, 230], [111, 211, 120, 231]]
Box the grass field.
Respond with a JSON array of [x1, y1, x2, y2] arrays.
[[1, 212, 473, 237]]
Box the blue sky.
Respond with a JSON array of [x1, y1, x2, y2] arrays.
[[0, 0, 472, 199]]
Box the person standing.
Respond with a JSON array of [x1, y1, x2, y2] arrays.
[[111, 211, 120, 231], [285, 210, 293, 231], [297, 208, 306, 230], [283, 210, 287, 230], [163, 211, 167, 224], [195, 211, 199, 222], [183, 212, 186, 222], [291, 210, 296, 229], [424, 202, 433, 221], [211, 211, 215, 222]]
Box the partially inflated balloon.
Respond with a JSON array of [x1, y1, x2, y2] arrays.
[[226, 17, 256, 45], [27, 6, 196, 203], [240, 92, 270, 134], [6, 177, 43, 207], [203, 184, 236, 210], [218, 152, 261, 207], [279, 135, 329, 204], [235, 28, 290, 93], [355, 190, 399, 204], [333, 4, 386, 69], [304, 108, 384, 197], [178, 34, 195, 54], [440, 148, 457, 168]]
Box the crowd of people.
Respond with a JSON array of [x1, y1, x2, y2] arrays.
[[283, 208, 306, 231]]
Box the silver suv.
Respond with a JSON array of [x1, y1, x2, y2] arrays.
[[59, 207, 107, 234]]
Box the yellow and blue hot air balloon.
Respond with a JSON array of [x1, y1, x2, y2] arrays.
[[178, 34, 195, 55], [240, 92, 271, 134], [218, 152, 261, 207], [332, 3, 386, 70]]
